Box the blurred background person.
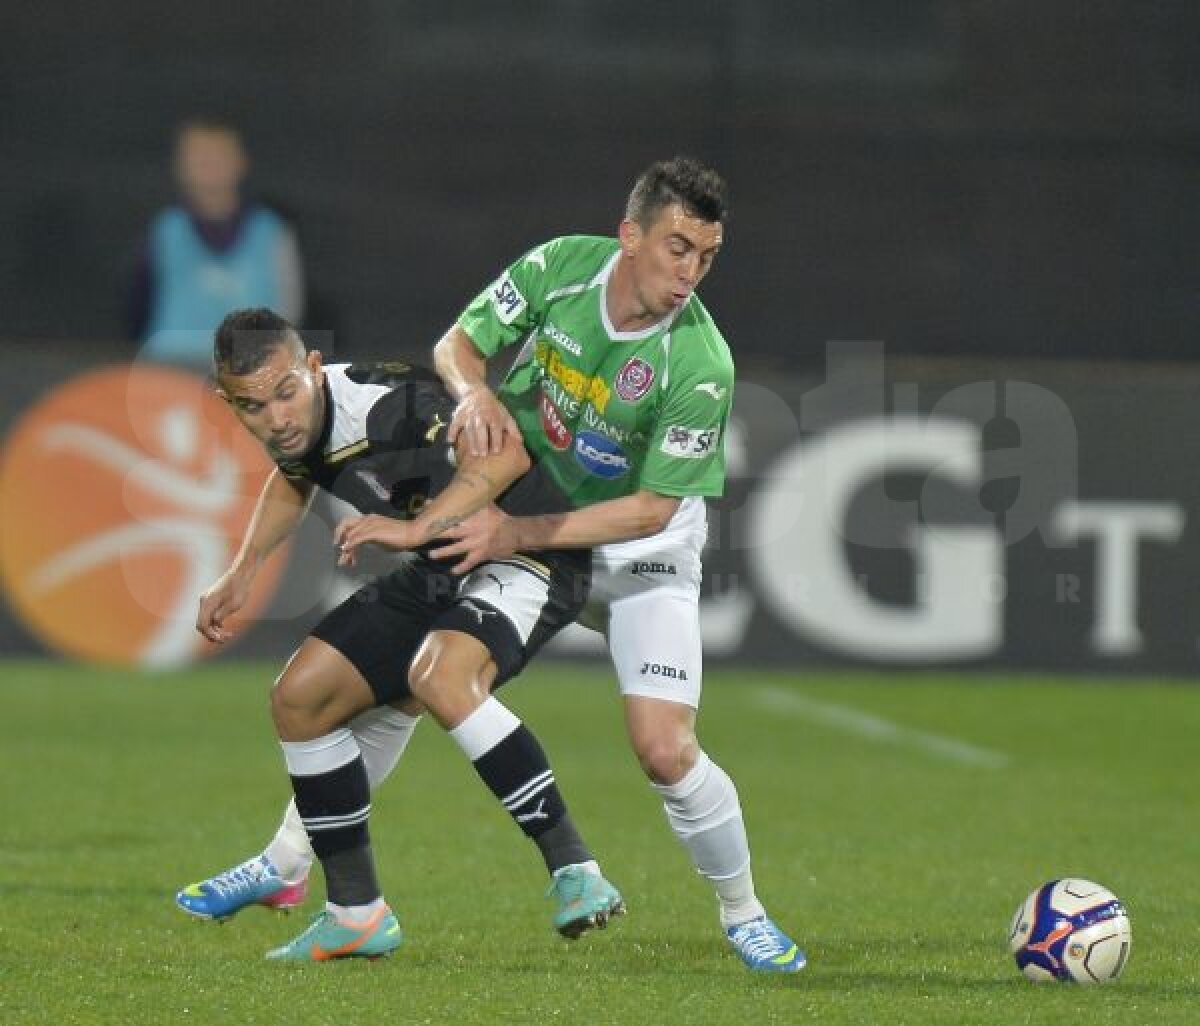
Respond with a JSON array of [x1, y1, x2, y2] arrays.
[[129, 119, 305, 370]]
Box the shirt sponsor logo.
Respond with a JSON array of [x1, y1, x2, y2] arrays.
[[540, 393, 572, 451], [490, 273, 527, 325], [615, 357, 655, 402], [574, 430, 629, 479], [534, 341, 611, 414], [661, 425, 720, 459]]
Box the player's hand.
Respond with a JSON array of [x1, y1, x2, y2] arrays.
[[195, 564, 255, 644], [429, 505, 519, 575], [448, 386, 519, 457], [334, 514, 416, 566]]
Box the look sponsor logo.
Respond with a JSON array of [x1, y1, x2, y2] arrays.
[[0, 365, 286, 667]]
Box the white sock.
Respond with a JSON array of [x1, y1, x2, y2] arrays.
[[555, 859, 601, 877], [326, 896, 387, 924], [264, 799, 313, 883], [447, 697, 521, 759], [264, 708, 420, 881], [653, 751, 766, 928], [352, 705, 422, 785]]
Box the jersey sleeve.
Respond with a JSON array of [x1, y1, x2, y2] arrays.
[[637, 355, 734, 498], [456, 238, 564, 355]]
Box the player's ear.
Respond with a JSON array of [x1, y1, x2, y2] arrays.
[[618, 218, 641, 257], [306, 349, 324, 382]]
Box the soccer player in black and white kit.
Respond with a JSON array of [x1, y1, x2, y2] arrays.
[[175, 307, 622, 961]]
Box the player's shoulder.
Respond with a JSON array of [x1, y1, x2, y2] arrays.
[[149, 205, 188, 242], [243, 203, 287, 233], [669, 298, 734, 382], [335, 361, 442, 390], [528, 235, 618, 281]]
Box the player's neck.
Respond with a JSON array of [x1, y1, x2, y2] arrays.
[[606, 258, 658, 333]]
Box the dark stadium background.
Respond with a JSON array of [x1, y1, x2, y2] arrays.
[[4, 1, 1197, 362], [1, 1, 1198, 673]]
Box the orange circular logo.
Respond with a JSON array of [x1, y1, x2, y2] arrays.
[[0, 365, 287, 666]]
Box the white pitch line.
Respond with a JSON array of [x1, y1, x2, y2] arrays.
[[752, 686, 1011, 769]]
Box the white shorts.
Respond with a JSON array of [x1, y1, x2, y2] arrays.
[[577, 496, 708, 708]]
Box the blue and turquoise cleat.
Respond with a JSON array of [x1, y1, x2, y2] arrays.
[[725, 916, 807, 972], [546, 864, 626, 939], [265, 905, 402, 962], [176, 855, 309, 921]]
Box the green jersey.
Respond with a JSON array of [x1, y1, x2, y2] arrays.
[[458, 235, 734, 508]]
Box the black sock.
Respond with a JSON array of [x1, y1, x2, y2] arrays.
[[472, 724, 593, 872], [290, 755, 380, 906]]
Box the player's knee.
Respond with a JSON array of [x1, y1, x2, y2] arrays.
[[634, 731, 699, 786], [270, 659, 333, 734], [407, 634, 493, 727]]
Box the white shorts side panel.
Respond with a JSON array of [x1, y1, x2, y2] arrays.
[[458, 558, 551, 645]]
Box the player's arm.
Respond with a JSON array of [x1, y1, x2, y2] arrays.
[[196, 469, 315, 643], [434, 241, 558, 455], [428, 490, 679, 574], [512, 490, 681, 549], [433, 324, 518, 456], [333, 432, 532, 564]]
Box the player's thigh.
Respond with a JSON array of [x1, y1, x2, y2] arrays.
[[605, 584, 704, 708], [309, 558, 452, 707], [434, 552, 590, 687]]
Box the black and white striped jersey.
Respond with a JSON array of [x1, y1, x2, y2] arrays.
[[275, 362, 573, 520]]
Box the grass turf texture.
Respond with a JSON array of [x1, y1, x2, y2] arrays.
[[0, 660, 1196, 1025]]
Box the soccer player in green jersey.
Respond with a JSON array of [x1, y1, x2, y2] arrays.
[[420, 155, 805, 972], [183, 158, 803, 971]]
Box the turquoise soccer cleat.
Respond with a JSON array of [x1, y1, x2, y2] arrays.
[[546, 864, 626, 939], [265, 906, 403, 962], [725, 916, 807, 972], [176, 855, 309, 921]]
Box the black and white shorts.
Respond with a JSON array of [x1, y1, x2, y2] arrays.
[[310, 551, 590, 705]]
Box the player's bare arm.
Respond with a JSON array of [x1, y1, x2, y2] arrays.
[[196, 469, 315, 643], [334, 430, 531, 566], [431, 489, 682, 574], [433, 324, 518, 457]]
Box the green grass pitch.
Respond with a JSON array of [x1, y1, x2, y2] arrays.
[[0, 660, 1197, 1025]]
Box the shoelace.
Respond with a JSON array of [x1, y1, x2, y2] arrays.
[[730, 919, 786, 960], [209, 858, 271, 899]]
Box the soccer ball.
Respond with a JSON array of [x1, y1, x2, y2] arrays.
[[1008, 878, 1131, 984]]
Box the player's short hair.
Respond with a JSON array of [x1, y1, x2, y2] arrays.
[[175, 117, 242, 148], [626, 156, 728, 227], [214, 307, 304, 376]]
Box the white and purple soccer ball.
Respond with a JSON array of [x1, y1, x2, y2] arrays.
[[1008, 878, 1131, 984]]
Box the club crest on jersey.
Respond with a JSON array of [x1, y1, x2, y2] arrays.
[[540, 393, 572, 451], [615, 357, 655, 402], [574, 430, 629, 479]]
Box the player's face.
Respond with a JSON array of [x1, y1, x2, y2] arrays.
[[218, 343, 325, 459], [623, 203, 723, 318]]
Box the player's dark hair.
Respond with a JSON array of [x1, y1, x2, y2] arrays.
[[213, 307, 304, 376], [626, 156, 728, 227]]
